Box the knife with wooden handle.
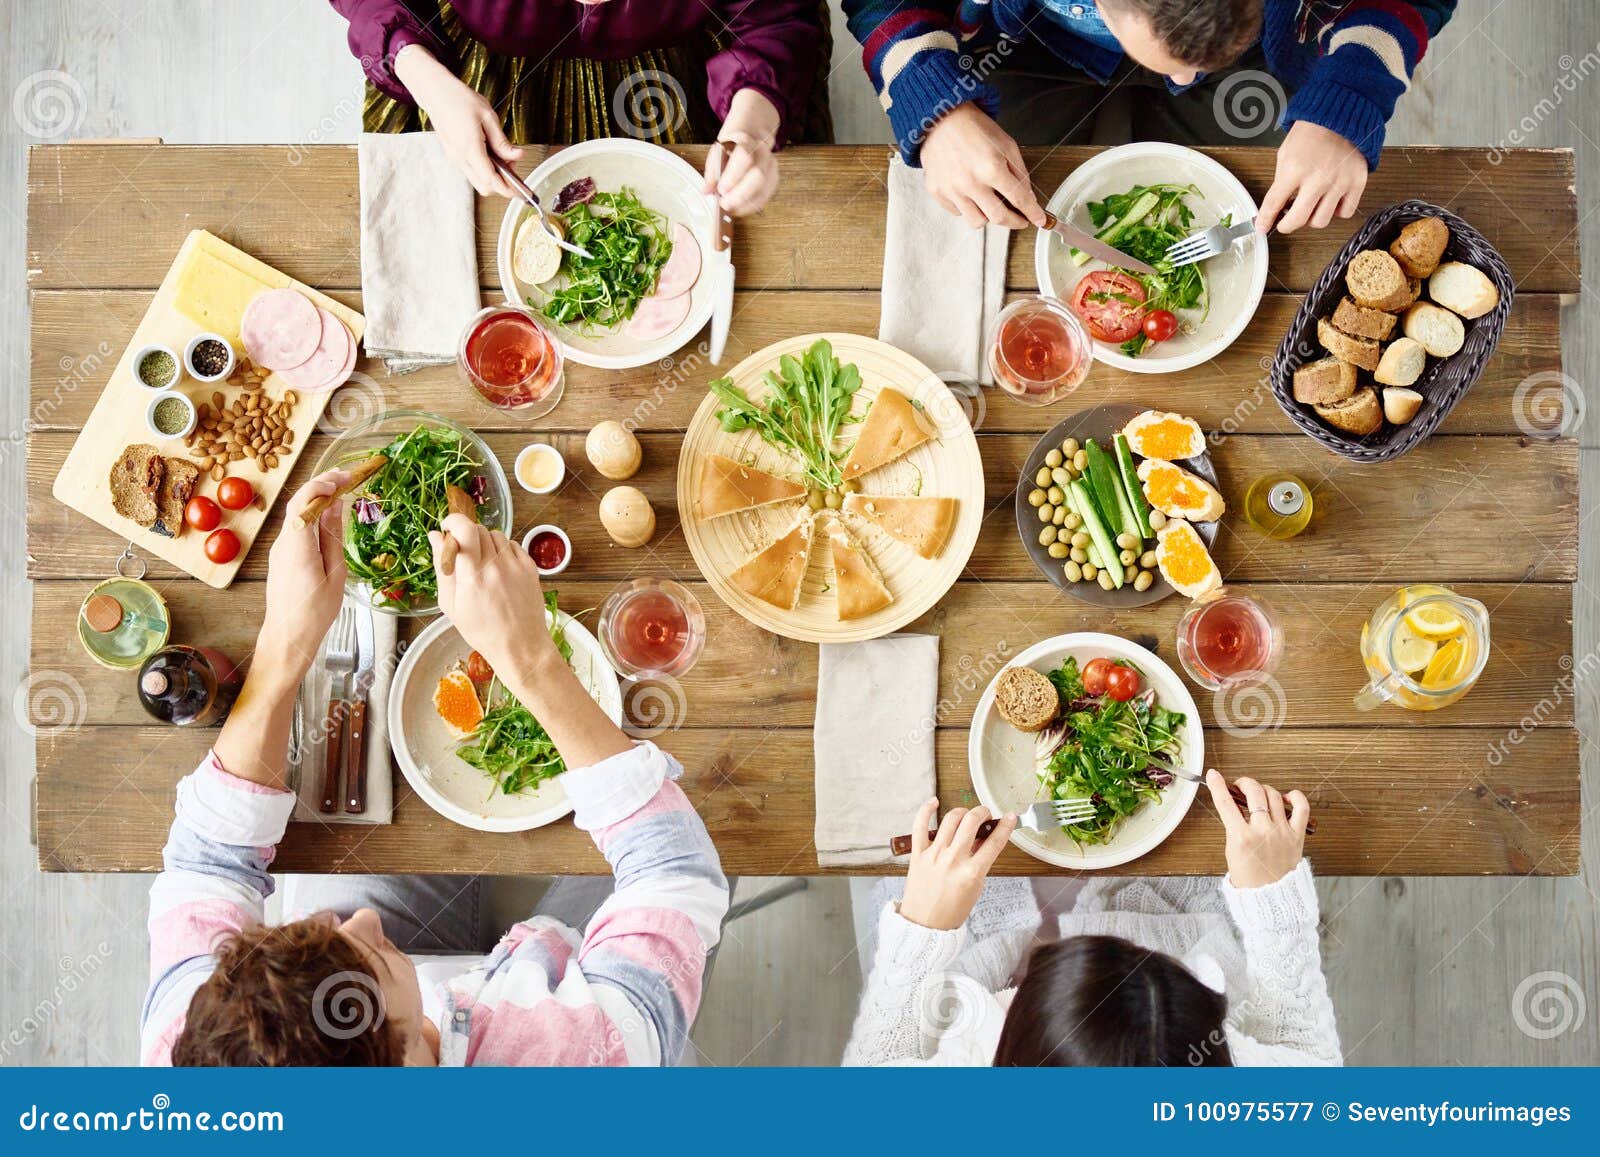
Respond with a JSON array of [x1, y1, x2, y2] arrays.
[[319, 700, 345, 813], [344, 700, 368, 814]]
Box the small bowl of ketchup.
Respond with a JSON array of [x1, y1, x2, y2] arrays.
[[521, 523, 572, 577]]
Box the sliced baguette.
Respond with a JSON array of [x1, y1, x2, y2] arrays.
[[1428, 261, 1499, 319], [1382, 387, 1424, 425], [1374, 336, 1426, 387], [1292, 356, 1358, 405], [1388, 217, 1450, 278], [1401, 302, 1465, 357], [1317, 316, 1381, 371], [1331, 296, 1397, 341], [1346, 249, 1412, 312], [1314, 387, 1383, 436]]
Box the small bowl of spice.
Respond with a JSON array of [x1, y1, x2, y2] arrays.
[[184, 332, 235, 382], [514, 442, 566, 494], [146, 390, 197, 440], [133, 343, 181, 391], [521, 523, 571, 576]]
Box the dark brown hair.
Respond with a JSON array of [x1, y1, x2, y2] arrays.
[[172, 919, 405, 1066], [1104, 0, 1265, 71], [994, 936, 1233, 1066]]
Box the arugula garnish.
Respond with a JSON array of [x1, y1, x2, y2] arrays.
[[1080, 182, 1212, 357], [538, 188, 673, 331]]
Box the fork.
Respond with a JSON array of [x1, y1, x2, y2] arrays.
[[889, 798, 1099, 855], [1163, 217, 1258, 268], [319, 606, 357, 814], [1144, 757, 1317, 834]]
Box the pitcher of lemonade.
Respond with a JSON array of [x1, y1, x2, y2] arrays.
[[1355, 585, 1489, 712]]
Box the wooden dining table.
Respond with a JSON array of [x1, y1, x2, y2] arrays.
[[25, 142, 1580, 878]]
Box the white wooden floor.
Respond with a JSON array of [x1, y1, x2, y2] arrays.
[[2, 0, 1595, 1066]]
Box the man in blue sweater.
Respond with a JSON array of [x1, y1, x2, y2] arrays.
[[844, 0, 1456, 234]]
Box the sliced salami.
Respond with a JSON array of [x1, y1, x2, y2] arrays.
[[626, 291, 691, 342], [654, 222, 701, 298], [282, 308, 353, 392], [240, 288, 321, 370]]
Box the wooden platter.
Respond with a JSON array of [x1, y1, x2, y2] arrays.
[[677, 333, 984, 643], [50, 230, 363, 588]]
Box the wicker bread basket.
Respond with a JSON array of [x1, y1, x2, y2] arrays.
[[1270, 200, 1514, 463]]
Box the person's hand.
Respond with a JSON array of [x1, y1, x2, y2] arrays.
[[704, 89, 782, 216], [427, 515, 555, 682], [918, 104, 1046, 230], [1207, 769, 1310, 889], [259, 470, 350, 682], [1256, 120, 1368, 234], [897, 799, 1018, 931], [394, 44, 522, 198]]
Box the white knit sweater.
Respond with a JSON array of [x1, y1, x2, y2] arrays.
[[842, 861, 1342, 1067]]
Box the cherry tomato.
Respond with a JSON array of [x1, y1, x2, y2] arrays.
[[215, 476, 255, 511], [381, 583, 408, 604], [1105, 665, 1142, 702], [203, 528, 240, 564], [465, 651, 494, 683], [1082, 657, 1115, 696], [1068, 271, 1147, 343], [1141, 309, 1179, 343], [183, 495, 222, 531]]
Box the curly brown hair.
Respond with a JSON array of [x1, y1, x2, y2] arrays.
[[172, 918, 406, 1066], [1104, 0, 1265, 71]]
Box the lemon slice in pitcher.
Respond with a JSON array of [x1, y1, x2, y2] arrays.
[[1420, 637, 1472, 691], [1391, 619, 1439, 674], [1403, 600, 1467, 641]]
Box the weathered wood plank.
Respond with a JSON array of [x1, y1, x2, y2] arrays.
[[27, 145, 1579, 293], [28, 580, 1575, 731], [26, 289, 1567, 436], [33, 725, 1580, 876], [25, 431, 1581, 582]]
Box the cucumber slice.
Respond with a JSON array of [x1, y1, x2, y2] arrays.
[[1085, 440, 1138, 540], [1115, 434, 1154, 539], [1069, 479, 1125, 588], [1070, 189, 1161, 266]]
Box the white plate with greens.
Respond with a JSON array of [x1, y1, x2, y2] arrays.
[[388, 606, 622, 833], [968, 632, 1203, 869], [1035, 142, 1267, 374], [496, 137, 715, 370]]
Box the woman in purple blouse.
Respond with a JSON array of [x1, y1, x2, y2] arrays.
[[332, 0, 831, 215]]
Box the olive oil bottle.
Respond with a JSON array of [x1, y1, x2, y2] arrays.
[[1243, 473, 1312, 540]]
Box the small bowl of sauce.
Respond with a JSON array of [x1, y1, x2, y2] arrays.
[[521, 523, 571, 576], [515, 442, 566, 494]]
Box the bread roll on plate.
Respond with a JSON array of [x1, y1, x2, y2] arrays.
[[1402, 302, 1465, 357]]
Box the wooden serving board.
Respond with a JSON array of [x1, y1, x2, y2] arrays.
[[50, 230, 364, 588], [677, 333, 985, 643]]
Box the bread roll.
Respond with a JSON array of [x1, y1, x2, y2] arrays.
[[1317, 316, 1381, 371], [1332, 296, 1398, 341], [1388, 217, 1450, 278], [1374, 336, 1426, 386], [1293, 356, 1358, 405], [1428, 261, 1499, 319], [1346, 249, 1411, 312], [1314, 387, 1383, 436], [1382, 387, 1424, 425], [1402, 302, 1465, 357]]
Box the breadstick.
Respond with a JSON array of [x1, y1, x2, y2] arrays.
[[293, 454, 387, 529], [435, 484, 479, 577]]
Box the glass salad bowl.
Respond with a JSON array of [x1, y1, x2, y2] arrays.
[[313, 409, 512, 617]]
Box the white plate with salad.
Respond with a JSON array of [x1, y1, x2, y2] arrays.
[[1035, 142, 1267, 374], [388, 599, 623, 833], [496, 137, 715, 370], [968, 633, 1204, 869]]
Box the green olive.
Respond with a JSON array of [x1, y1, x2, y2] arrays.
[[1070, 546, 1087, 564], [1133, 570, 1154, 592], [842, 478, 861, 494], [1035, 467, 1053, 488], [1082, 562, 1098, 581], [1027, 487, 1047, 507], [1070, 531, 1091, 549], [1045, 485, 1063, 505], [1044, 448, 1063, 468], [1072, 449, 1088, 471], [1061, 437, 1080, 457], [1038, 503, 1055, 523], [1038, 525, 1058, 547], [1047, 542, 1070, 559], [1140, 550, 1158, 569], [1064, 560, 1083, 582], [1115, 532, 1138, 551], [1148, 509, 1168, 530], [807, 489, 825, 510], [1097, 571, 1115, 591], [1063, 512, 1081, 530], [824, 490, 843, 510], [1052, 505, 1068, 526], [1050, 466, 1071, 487]]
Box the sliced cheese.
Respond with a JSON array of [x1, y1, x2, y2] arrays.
[[172, 247, 276, 346]]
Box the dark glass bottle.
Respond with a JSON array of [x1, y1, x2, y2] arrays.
[[137, 645, 242, 727]]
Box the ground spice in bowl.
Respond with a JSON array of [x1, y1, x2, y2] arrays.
[[188, 338, 231, 378], [137, 349, 177, 389], [151, 395, 192, 436]]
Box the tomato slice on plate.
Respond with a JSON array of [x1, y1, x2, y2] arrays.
[[1069, 271, 1147, 343]]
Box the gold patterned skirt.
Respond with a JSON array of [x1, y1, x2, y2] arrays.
[[364, 3, 833, 146]]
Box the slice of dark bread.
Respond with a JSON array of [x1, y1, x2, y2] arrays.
[[154, 457, 200, 537], [109, 444, 165, 528]]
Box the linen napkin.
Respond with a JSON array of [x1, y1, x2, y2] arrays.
[[290, 608, 399, 825], [814, 634, 940, 866], [358, 132, 480, 373], [879, 155, 1011, 386]]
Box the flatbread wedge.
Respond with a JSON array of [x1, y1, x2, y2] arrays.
[[842, 493, 957, 559], [728, 515, 815, 610], [839, 388, 931, 481], [698, 453, 807, 519], [825, 519, 892, 621]]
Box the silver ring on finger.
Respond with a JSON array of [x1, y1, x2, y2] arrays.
[[1250, 807, 1270, 815]]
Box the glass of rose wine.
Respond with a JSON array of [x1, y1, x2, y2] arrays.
[[1175, 588, 1284, 691], [985, 295, 1092, 406], [459, 304, 564, 418], [598, 578, 706, 681]]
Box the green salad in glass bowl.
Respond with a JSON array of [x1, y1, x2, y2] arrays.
[[314, 409, 512, 616]]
